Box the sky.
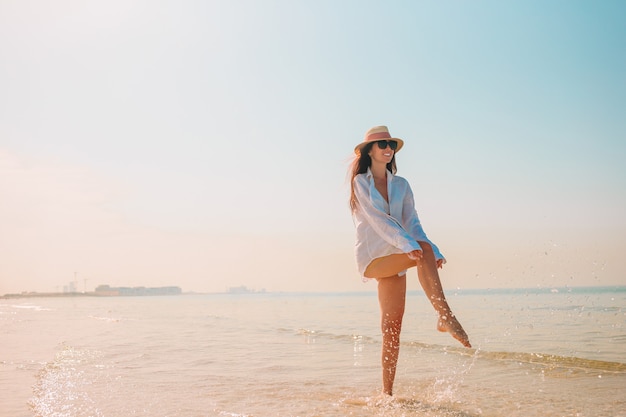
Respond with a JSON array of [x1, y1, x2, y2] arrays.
[[1, 0, 625, 295]]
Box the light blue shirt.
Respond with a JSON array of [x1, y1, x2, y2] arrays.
[[352, 168, 445, 277]]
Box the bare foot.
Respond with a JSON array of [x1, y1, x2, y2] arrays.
[[367, 392, 394, 407], [437, 314, 471, 348]]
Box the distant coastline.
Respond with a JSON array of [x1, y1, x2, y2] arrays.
[[227, 285, 266, 294], [2, 285, 624, 300], [1, 285, 182, 299]]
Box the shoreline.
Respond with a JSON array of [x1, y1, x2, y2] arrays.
[[0, 291, 186, 300], [2, 285, 625, 300]]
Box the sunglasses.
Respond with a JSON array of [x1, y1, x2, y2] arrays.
[[375, 140, 398, 151]]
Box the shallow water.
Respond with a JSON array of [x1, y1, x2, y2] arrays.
[[1, 287, 625, 417]]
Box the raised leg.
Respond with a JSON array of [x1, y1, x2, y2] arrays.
[[376, 274, 406, 396], [416, 242, 471, 348]]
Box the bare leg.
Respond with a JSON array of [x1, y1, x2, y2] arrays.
[[416, 243, 471, 348], [376, 274, 406, 396]]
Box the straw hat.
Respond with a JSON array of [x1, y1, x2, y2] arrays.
[[354, 125, 404, 154]]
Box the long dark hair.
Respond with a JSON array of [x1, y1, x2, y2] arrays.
[[349, 143, 397, 212]]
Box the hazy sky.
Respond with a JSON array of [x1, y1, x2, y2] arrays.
[[1, 0, 625, 294]]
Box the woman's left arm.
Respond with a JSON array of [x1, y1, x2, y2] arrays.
[[401, 181, 447, 265]]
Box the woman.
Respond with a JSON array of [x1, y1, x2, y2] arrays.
[[350, 125, 471, 397]]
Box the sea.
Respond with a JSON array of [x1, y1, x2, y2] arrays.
[[1, 286, 625, 417]]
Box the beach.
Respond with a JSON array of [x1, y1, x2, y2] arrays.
[[1, 287, 625, 417]]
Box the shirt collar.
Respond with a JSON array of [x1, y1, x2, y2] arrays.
[[366, 167, 393, 180]]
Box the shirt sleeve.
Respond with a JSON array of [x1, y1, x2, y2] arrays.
[[401, 182, 446, 261], [353, 175, 421, 254]]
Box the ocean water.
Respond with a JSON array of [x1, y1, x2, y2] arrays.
[[1, 287, 625, 417]]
